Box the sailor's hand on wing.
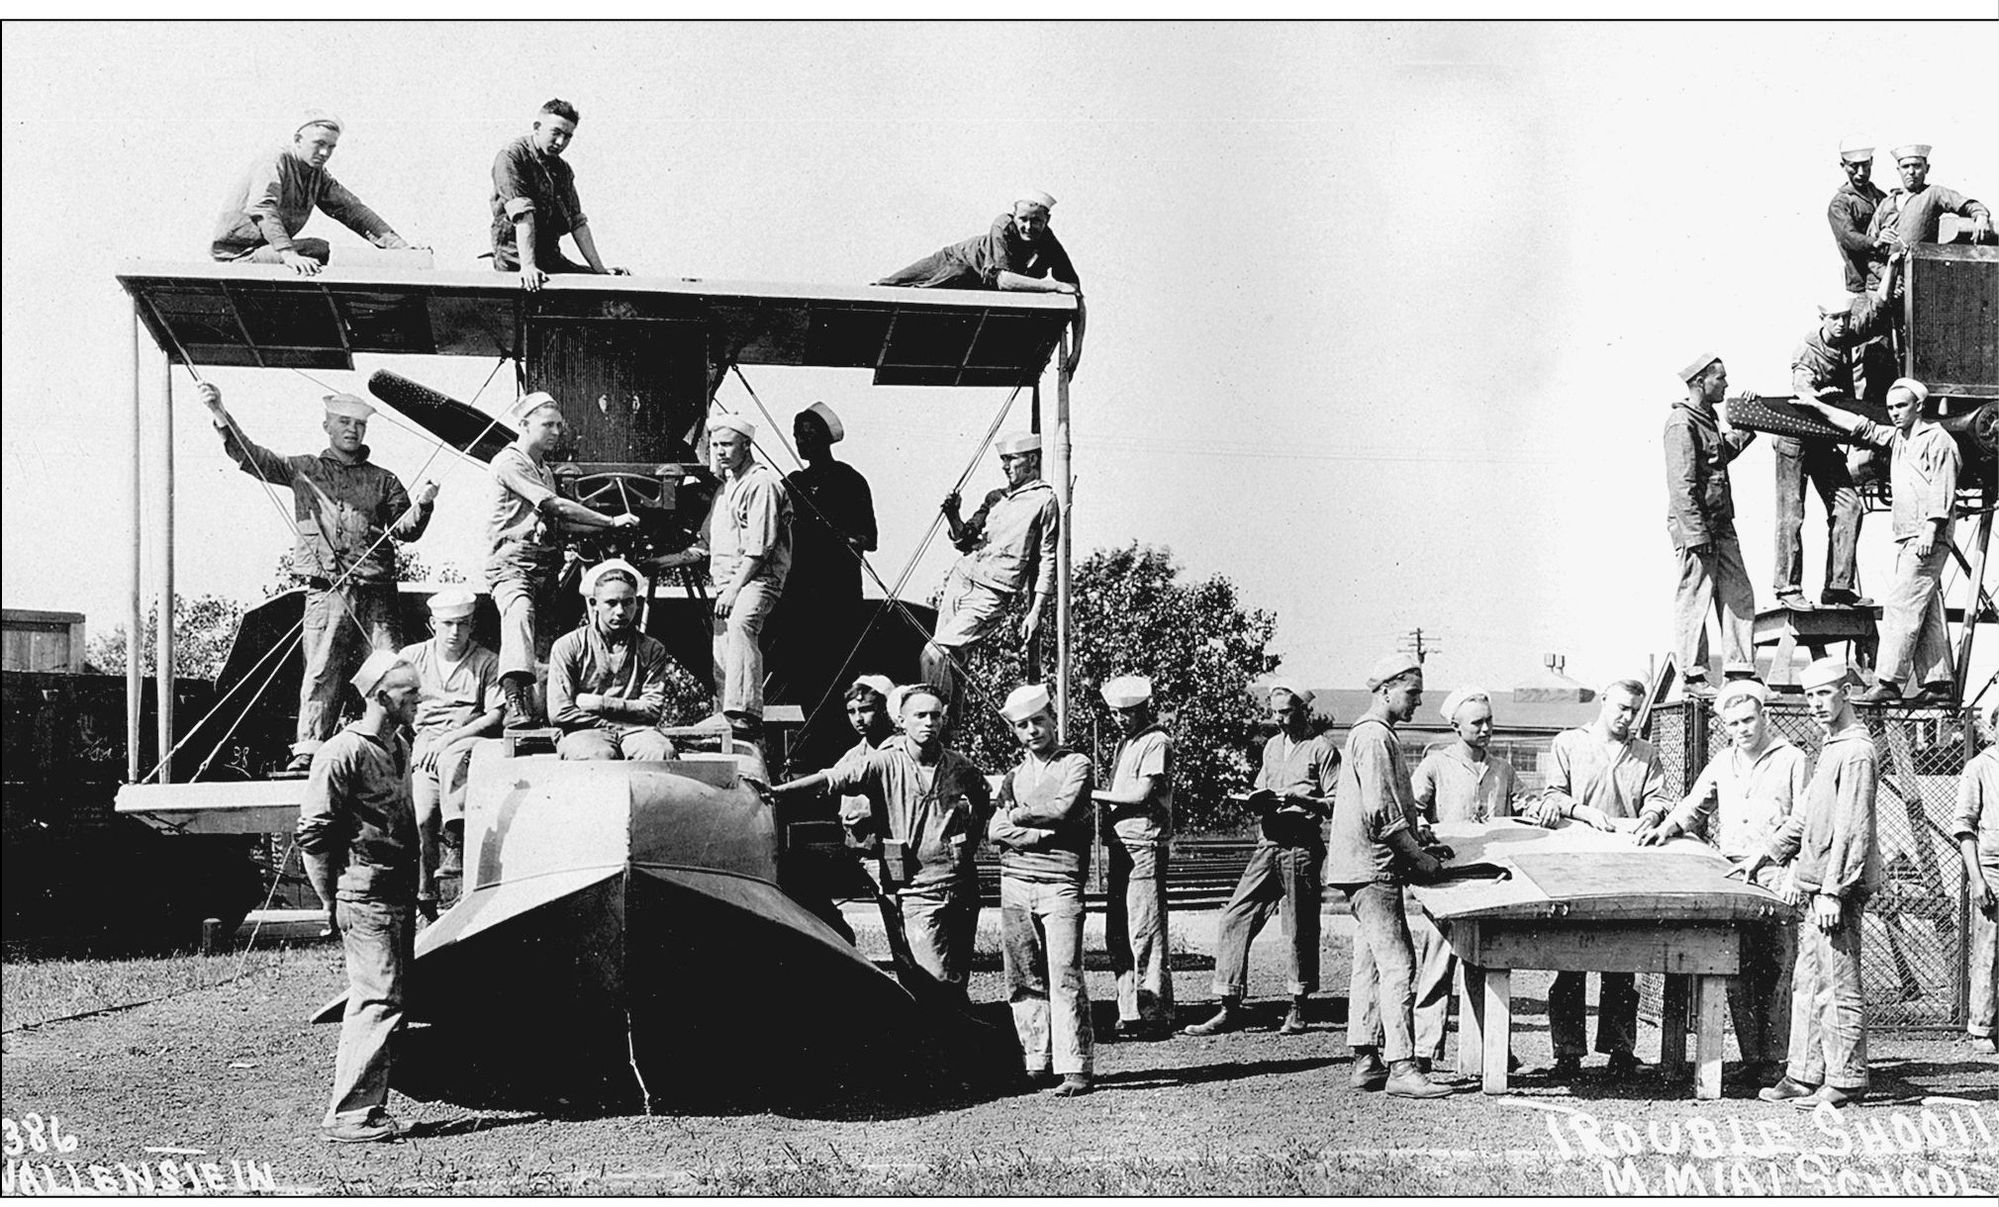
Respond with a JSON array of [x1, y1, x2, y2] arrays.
[[278, 250, 322, 276], [1635, 822, 1674, 847], [520, 266, 548, 292], [1569, 805, 1614, 832], [604, 266, 631, 277], [412, 481, 440, 507]]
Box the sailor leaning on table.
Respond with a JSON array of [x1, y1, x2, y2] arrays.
[[1636, 679, 1809, 1092]]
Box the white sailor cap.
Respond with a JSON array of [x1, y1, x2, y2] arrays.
[[888, 683, 943, 719], [323, 393, 374, 420], [425, 587, 477, 619], [1367, 654, 1423, 690], [1837, 137, 1873, 163], [1715, 679, 1771, 713], [579, 558, 643, 597], [1016, 190, 1057, 211], [1439, 687, 1490, 724], [996, 433, 1042, 456], [799, 401, 845, 443], [1821, 293, 1857, 316], [1100, 675, 1152, 709], [1676, 353, 1721, 384], [1266, 680, 1316, 708], [1001, 683, 1054, 723], [1888, 377, 1930, 406], [850, 673, 895, 701], [1891, 143, 1932, 162], [1798, 658, 1854, 691], [351, 650, 405, 697], [709, 413, 757, 440], [296, 108, 344, 137], [507, 390, 561, 425]]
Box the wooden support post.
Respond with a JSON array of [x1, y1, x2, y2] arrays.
[[1456, 959, 1485, 1080], [1052, 335, 1072, 742], [128, 304, 145, 783], [156, 355, 175, 783], [1660, 973, 1690, 1071], [1693, 973, 1728, 1100], [1481, 968, 1511, 1094], [1953, 508, 1992, 693]]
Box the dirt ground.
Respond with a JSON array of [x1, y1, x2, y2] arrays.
[[3, 909, 1994, 1196]]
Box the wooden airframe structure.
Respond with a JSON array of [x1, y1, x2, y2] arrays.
[[113, 262, 1082, 803]]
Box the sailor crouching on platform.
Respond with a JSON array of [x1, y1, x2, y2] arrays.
[[1327, 655, 1453, 1099], [1795, 378, 1962, 706], [1664, 353, 1757, 699], [197, 382, 436, 772], [546, 560, 675, 761], [772, 686, 992, 1002], [922, 433, 1060, 698], [1735, 657, 1882, 1110], [1091, 675, 1177, 1039], [989, 684, 1097, 1096], [397, 587, 503, 918], [486, 391, 641, 729], [1186, 682, 1334, 1039], [297, 651, 421, 1144], [1528, 678, 1666, 1077], [1637, 679, 1808, 1091], [491, 99, 628, 292], [211, 110, 419, 274]]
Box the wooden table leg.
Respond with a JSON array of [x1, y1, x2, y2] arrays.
[[1660, 973, 1690, 1072], [1481, 968, 1511, 1094], [1694, 973, 1728, 1100], [1457, 960, 1485, 1080]]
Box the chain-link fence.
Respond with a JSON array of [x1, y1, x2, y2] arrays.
[[1645, 698, 1975, 1029]]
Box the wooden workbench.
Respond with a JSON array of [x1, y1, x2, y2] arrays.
[[1408, 819, 1788, 1099]]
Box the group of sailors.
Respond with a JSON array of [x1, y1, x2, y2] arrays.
[[1664, 138, 1988, 705]]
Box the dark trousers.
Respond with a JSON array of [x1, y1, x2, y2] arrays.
[[1210, 840, 1322, 997]]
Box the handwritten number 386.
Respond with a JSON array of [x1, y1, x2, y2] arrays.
[[2, 1114, 79, 1155]]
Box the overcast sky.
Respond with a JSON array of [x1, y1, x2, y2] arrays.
[[3, 20, 1994, 699]]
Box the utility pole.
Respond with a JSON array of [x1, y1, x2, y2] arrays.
[[1398, 627, 1441, 664]]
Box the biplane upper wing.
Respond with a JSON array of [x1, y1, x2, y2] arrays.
[[116, 263, 1076, 388]]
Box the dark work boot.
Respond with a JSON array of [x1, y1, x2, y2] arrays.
[[502, 677, 537, 729], [1385, 1059, 1453, 1099], [1349, 1047, 1389, 1090], [1183, 998, 1245, 1036]]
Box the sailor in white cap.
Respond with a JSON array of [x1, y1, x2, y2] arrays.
[[989, 682, 1097, 1095], [295, 648, 420, 1143], [395, 587, 504, 918], [192, 381, 437, 772], [1089, 675, 1177, 1037], [1863, 143, 1991, 289], [1953, 697, 1999, 1054], [876, 191, 1081, 296], [543, 560, 676, 762], [772, 684, 992, 999], [654, 413, 793, 737], [484, 390, 641, 729], [1828, 137, 1886, 295], [768, 401, 877, 700], [211, 108, 417, 273], [1774, 296, 1873, 612], [1664, 351, 1758, 698], [492, 99, 629, 292], [1186, 678, 1339, 1040], [1726, 657, 1880, 1109], [921, 432, 1062, 696], [1529, 678, 1667, 1079], [1321, 655, 1452, 1098], [1637, 677, 1807, 1089], [1795, 376, 1961, 704]]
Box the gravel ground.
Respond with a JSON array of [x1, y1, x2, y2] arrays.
[[3, 908, 1994, 1195]]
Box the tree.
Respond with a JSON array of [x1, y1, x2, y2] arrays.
[[83, 594, 246, 681], [955, 542, 1280, 834]]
